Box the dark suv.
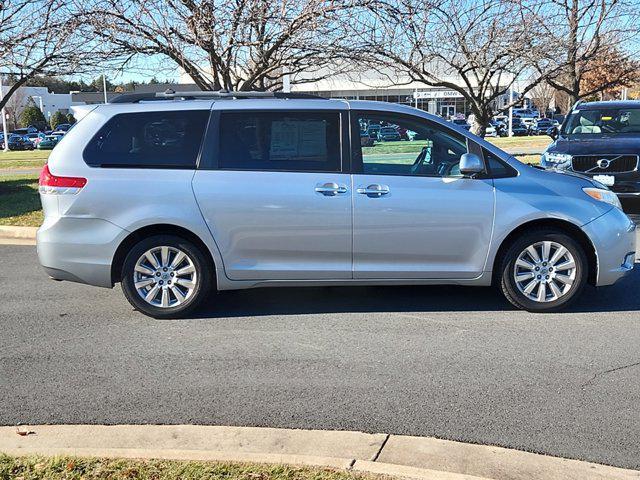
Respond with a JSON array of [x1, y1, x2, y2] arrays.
[[541, 100, 640, 211]]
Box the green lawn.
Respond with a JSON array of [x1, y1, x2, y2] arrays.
[[0, 173, 43, 226], [362, 139, 540, 165], [486, 136, 552, 150], [0, 149, 50, 169], [0, 455, 381, 480]]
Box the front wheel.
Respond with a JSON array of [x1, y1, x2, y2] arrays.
[[121, 235, 213, 318], [498, 229, 588, 312]]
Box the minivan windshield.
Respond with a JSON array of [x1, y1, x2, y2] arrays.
[[563, 107, 640, 135]]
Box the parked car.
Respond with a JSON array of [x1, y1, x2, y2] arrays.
[[490, 119, 508, 137], [395, 126, 411, 140], [512, 108, 538, 125], [37, 134, 62, 150], [450, 118, 471, 130], [1, 134, 33, 150], [54, 123, 72, 132], [37, 91, 635, 318], [360, 132, 375, 147], [24, 132, 47, 147], [484, 124, 497, 137], [11, 126, 39, 135], [377, 126, 402, 141], [510, 118, 529, 136], [541, 100, 640, 211], [530, 118, 555, 135], [366, 124, 381, 139]]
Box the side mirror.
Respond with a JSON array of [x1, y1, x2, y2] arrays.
[[547, 126, 558, 140], [459, 153, 485, 177]]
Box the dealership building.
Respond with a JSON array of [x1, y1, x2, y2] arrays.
[[173, 68, 520, 118]]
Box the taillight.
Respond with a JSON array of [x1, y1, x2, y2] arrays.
[[39, 164, 87, 195]]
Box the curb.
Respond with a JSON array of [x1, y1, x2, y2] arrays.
[[0, 225, 37, 245], [1, 425, 638, 480], [0, 225, 37, 239]]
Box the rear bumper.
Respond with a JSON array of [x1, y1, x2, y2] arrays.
[[582, 208, 636, 286], [37, 216, 128, 288]]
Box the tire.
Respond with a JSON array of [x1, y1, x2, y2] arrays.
[[121, 234, 213, 319], [498, 229, 588, 312]]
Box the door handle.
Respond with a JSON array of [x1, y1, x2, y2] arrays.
[[356, 184, 390, 197], [315, 182, 348, 196]]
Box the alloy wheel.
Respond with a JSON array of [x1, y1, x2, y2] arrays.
[[513, 241, 577, 303], [133, 246, 197, 308]]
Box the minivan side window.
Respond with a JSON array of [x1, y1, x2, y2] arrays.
[[218, 111, 341, 172], [352, 112, 468, 177], [84, 110, 210, 168]]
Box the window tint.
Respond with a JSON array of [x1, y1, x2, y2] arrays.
[[218, 111, 341, 172], [353, 112, 467, 177], [84, 110, 209, 168]]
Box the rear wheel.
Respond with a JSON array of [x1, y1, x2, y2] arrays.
[[121, 235, 213, 318], [499, 229, 588, 312]]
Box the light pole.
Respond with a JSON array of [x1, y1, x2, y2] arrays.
[[103, 74, 108, 104], [508, 83, 514, 137], [0, 83, 9, 152]]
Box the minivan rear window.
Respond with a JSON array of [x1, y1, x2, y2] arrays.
[[84, 110, 209, 168], [218, 111, 341, 172]]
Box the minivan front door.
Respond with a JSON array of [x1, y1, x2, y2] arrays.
[[193, 108, 352, 281], [351, 111, 495, 279]]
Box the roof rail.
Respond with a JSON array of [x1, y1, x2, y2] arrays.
[[110, 92, 169, 104], [110, 89, 325, 104]]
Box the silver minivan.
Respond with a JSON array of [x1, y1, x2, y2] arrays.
[[37, 91, 636, 318]]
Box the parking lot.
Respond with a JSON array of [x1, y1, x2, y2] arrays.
[[2, 243, 640, 471]]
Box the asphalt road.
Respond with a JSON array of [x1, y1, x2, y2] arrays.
[[1, 244, 640, 470]]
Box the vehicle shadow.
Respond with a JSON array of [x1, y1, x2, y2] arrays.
[[190, 267, 640, 318]]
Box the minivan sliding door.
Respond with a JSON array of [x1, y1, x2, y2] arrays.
[[193, 108, 353, 281]]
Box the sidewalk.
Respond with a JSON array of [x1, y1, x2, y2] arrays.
[[1, 425, 638, 480]]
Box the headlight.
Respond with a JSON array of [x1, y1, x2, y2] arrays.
[[583, 187, 622, 209], [542, 152, 572, 165]]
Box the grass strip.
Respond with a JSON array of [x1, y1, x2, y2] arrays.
[[0, 150, 49, 170], [0, 454, 384, 480], [0, 174, 43, 227]]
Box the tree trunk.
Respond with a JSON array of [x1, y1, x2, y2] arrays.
[[470, 106, 492, 138]]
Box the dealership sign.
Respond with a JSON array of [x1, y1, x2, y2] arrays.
[[413, 90, 464, 99]]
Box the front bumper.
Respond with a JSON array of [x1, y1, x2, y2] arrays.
[[37, 216, 129, 288], [582, 207, 636, 286]]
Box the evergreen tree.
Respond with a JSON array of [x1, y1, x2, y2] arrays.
[[20, 103, 46, 129], [50, 110, 67, 130]]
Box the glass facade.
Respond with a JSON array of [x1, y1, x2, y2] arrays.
[[305, 89, 496, 119]]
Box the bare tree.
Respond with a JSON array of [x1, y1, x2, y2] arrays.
[[343, 0, 552, 135], [529, 80, 557, 117], [532, 0, 640, 104], [0, 0, 117, 112], [2, 83, 25, 130], [80, 0, 361, 92]]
